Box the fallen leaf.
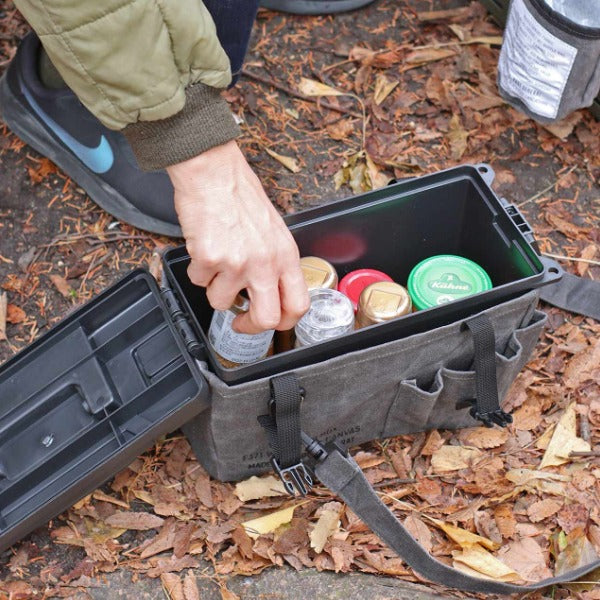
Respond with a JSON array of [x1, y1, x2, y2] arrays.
[[426, 517, 499, 551], [505, 469, 570, 486], [104, 511, 164, 531], [557, 504, 589, 534], [431, 445, 482, 472], [404, 47, 456, 67], [555, 529, 599, 577], [161, 573, 184, 600], [265, 148, 301, 173], [462, 94, 504, 111], [310, 502, 342, 554], [243, 505, 299, 540], [183, 571, 200, 600], [373, 74, 398, 105], [498, 538, 553, 582], [460, 427, 509, 449], [545, 213, 589, 240], [512, 401, 543, 431], [326, 119, 355, 140], [298, 77, 343, 97], [49, 274, 72, 298], [494, 505, 517, 539], [563, 340, 600, 389], [365, 153, 391, 189], [453, 545, 521, 582], [234, 475, 288, 502], [527, 499, 563, 523], [447, 114, 469, 160], [92, 489, 130, 509], [540, 403, 591, 469], [219, 584, 241, 600], [6, 304, 26, 324], [0, 292, 6, 341], [576, 244, 597, 277], [543, 111, 583, 140], [404, 514, 433, 553]]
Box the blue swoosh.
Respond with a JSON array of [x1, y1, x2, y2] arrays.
[[20, 77, 114, 174]]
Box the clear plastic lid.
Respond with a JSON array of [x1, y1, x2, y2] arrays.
[[294, 288, 355, 347]]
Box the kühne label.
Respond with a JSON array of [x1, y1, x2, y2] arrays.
[[498, 0, 577, 119]]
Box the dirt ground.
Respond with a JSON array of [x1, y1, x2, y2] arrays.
[[0, 0, 599, 598]]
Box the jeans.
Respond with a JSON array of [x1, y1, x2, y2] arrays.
[[202, 0, 260, 85]]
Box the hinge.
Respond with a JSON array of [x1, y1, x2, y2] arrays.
[[160, 286, 203, 360], [500, 199, 540, 254]]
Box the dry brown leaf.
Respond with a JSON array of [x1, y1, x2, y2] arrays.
[[404, 514, 433, 553], [234, 475, 287, 502], [265, 148, 301, 173], [404, 47, 455, 66], [373, 74, 398, 105], [461, 94, 504, 111], [161, 573, 184, 600], [426, 517, 499, 551], [543, 111, 583, 140], [0, 292, 6, 341], [104, 511, 164, 531], [447, 114, 469, 160], [49, 274, 72, 298], [498, 538, 553, 582], [310, 502, 342, 554], [460, 427, 509, 449], [421, 430, 444, 455], [452, 545, 521, 582], [298, 77, 343, 97], [563, 340, 600, 390], [555, 530, 599, 577], [527, 499, 563, 523], [431, 445, 482, 473], [512, 401, 543, 431], [545, 213, 589, 240], [540, 403, 591, 469], [6, 304, 26, 324], [243, 504, 299, 540], [494, 505, 517, 539], [326, 119, 355, 141], [365, 153, 391, 189], [576, 244, 597, 277], [505, 468, 570, 486], [183, 571, 200, 600]]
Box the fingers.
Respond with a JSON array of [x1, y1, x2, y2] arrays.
[[205, 273, 243, 313], [233, 284, 281, 335], [277, 267, 310, 331]]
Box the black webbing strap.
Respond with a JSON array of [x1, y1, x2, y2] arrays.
[[540, 272, 600, 321], [463, 314, 512, 427], [258, 374, 312, 496], [312, 446, 600, 594]]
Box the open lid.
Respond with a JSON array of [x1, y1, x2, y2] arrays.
[[0, 269, 208, 553]]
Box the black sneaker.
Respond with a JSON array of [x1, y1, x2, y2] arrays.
[[259, 0, 376, 14], [0, 33, 182, 237]]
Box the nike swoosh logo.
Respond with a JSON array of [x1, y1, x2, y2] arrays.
[[20, 76, 114, 174]]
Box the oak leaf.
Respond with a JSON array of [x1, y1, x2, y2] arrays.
[[234, 475, 288, 502], [243, 505, 299, 540], [431, 445, 482, 472]]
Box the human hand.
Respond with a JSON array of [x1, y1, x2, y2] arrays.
[[166, 140, 309, 334]]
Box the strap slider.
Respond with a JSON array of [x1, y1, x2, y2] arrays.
[[271, 457, 313, 496]]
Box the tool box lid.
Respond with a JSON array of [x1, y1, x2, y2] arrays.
[[0, 269, 209, 553]]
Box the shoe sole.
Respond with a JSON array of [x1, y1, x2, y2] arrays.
[[0, 74, 182, 238], [260, 0, 376, 13]]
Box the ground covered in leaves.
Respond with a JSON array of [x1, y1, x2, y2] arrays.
[[0, 0, 599, 598]]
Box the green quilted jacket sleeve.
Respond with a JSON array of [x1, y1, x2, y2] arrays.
[[14, 0, 241, 170]]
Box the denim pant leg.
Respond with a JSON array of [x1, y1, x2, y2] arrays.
[[202, 0, 260, 85]]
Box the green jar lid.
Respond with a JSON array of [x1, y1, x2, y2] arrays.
[[407, 255, 492, 311]]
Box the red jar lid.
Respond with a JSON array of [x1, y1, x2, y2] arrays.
[[338, 269, 394, 311]]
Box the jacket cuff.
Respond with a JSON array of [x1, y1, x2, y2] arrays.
[[123, 83, 240, 171]]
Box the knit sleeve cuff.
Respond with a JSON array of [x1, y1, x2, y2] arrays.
[[122, 83, 240, 171]]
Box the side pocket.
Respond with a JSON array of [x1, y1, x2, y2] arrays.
[[383, 371, 443, 438]]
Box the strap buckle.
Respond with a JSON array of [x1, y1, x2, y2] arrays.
[[271, 457, 313, 496], [457, 399, 512, 428]]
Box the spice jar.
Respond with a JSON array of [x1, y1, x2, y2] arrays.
[[208, 293, 274, 368], [294, 288, 355, 348], [338, 268, 394, 312], [355, 281, 412, 328], [274, 256, 339, 353], [407, 255, 492, 311]]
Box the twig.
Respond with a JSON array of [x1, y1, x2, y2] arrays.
[[541, 252, 600, 267], [373, 477, 417, 489], [517, 165, 577, 208], [580, 413, 591, 443], [242, 68, 363, 119], [569, 451, 600, 458]]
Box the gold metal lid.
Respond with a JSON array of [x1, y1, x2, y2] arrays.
[[229, 293, 250, 316], [300, 256, 338, 290], [356, 281, 412, 327]]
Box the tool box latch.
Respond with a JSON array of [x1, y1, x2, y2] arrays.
[[501, 199, 540, 253]]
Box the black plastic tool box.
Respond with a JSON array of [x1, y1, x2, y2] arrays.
[[163, 164, 562, 384], [0, 164, 561, 554]]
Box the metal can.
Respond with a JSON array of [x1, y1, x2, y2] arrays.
[[275, 256, 339, 353], [294, 288, 355, 348], [208, 294, 275, 368], [407, 255, 493, 311], [355, 281, 412, 328]]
